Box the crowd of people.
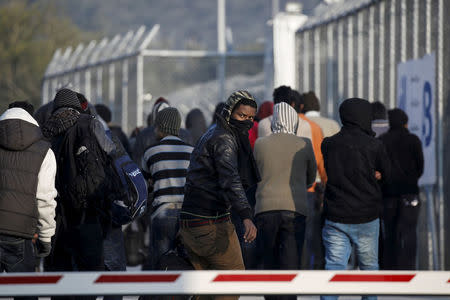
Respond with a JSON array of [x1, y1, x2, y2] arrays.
[[0, 85, 424, 300]]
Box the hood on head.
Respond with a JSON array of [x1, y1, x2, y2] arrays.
[[186, 109, 207, 130], [0, 108, 43, 151], [388, 108, 408, 130], [339, 98, 375, 136], [221, 90, 256, 122], [271, 102, 299, 135]]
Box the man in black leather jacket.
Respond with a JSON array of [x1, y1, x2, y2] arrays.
[[180, 90, 257, 278]]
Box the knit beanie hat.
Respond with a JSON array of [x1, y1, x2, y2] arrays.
[[52, 88, 82, 113], [155, 107, 181, 136]]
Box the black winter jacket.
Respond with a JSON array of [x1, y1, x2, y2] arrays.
[[379, 127, 424, 196], [322, 98, 391, 224], [181, 115, 252, 220]]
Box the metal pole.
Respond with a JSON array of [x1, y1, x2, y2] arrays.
[[314, 29, 320, 101], [96, 67, 103, 103], [437, 0, 445, 270], [357, 12, 363, 98], [379, 1, 385, 104], [303, 31, 309, 91], [136, 55, 144, 127], [326, 24, 334, 117], [413, 0, 419, 59], [347, 16, 354, 97], [263, 0, 276, 100], [425, 185, 439, 270], [424, 0, 434, 270], [85, 69, 91, 101], [108, 63, 116, 121], [217, 0, 226, 102], [368, 5, 375, 102], [425, 0, 431, 54], [389, 0, 396, 109], [337, 21, 344, 101], [121, 60, 129, 133], [400, 0, 406, 62]]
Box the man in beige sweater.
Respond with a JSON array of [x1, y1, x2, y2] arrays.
[[253, 102, 316, 300]]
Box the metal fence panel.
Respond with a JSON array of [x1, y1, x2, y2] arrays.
[[295, 0, 449, 270]]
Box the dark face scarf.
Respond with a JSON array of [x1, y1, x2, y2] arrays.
[[229, 118, 254, 132], [229, 118, 260, 191]]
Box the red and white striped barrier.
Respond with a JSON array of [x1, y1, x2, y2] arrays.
[[0, 271, 449, 296]]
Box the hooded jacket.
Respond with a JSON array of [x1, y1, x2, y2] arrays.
[[379, 109, 424, 196], [181, 91, 255, 220], [0, 108, 57, 242], [186, 108, 207, 146], [321, 98, 391, 224], [254, 103, 316, 216]]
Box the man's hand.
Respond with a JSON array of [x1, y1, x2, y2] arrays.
[[375, 171, 382, 180], [34, 239, 52, 258], [242, 218, 257, 243]]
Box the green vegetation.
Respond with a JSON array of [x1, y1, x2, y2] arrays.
[[0, 0, 88, 112]]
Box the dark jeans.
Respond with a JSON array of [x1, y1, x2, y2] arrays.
[[304, 191, 325, 269], [103, 225, 127, 300], [382, 195, 421, 270], [0, 234, 36, 300], [149, 202, 182, 270], [255, 211, 306, 300]]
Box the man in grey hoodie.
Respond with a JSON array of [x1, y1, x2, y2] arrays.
[[253, 102, 316, 300]]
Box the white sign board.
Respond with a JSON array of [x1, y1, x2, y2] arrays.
[[397, 54, 436, 186]]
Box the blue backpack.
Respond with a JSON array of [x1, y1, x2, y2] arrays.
[[107, 131, 148, 225]]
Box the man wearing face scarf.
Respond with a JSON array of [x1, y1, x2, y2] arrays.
[[320, 98, 391, 300], [179, 91, 258, 286]]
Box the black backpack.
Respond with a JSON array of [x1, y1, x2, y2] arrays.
[[54, 114, 115, 223]]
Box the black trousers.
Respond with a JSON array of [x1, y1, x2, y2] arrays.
[[381, 195, 421, 270], [256, 211, 306, 300], [45, 213, 105, 300]]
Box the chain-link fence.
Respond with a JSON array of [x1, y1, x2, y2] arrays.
[[42, 25, 265, 134], [295, 0, 450, 270]]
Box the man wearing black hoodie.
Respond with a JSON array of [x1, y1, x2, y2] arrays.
[[379, 108, 423, 270], [321, 98, 390, 300]]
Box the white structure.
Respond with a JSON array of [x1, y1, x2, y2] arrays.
[[272, 5, 308, 89]]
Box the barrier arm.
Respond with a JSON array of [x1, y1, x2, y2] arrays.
[[0, 270, 449, 297]]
